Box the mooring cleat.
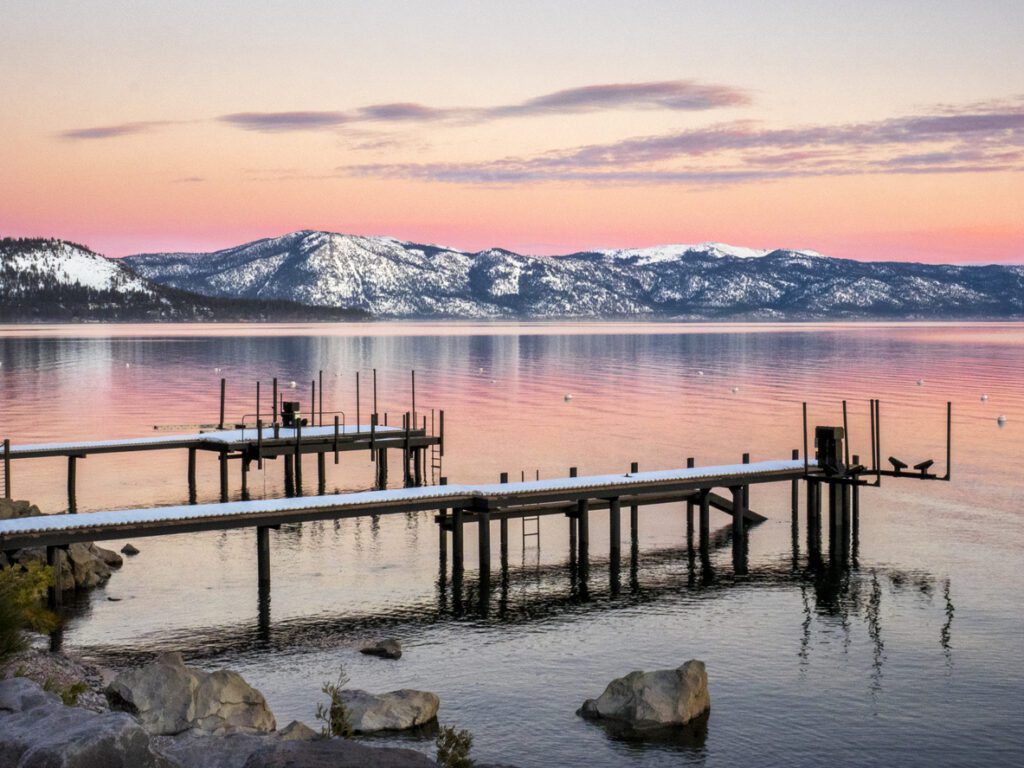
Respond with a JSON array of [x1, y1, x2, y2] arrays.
[[913, 459, 935, 475], [888, 456, 908, 473]]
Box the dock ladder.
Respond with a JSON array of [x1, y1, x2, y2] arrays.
[[429, 409, 442, 485], [521, 469, 541, 549]]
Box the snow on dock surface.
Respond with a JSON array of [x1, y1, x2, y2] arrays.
[[5, 424, 404, 456], [0, 459, 813, 538]]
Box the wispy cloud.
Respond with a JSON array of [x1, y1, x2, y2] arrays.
[[218, 111, 350, 132], [58, 121, 171, 140], [344, 98, 1024, 185]]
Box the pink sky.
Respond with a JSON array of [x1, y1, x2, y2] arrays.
[[1, 1, 1022, 263]]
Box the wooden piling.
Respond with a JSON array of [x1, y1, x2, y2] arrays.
[[66, 456, 78, 514], [452, 507, 464, 578], [577, 498, 589, 572], [499, 472, 509, 569], [318, 370, 323, 427], [317, 452, 326, 495], [284, 453, 294, 497], [334, 415, 340, 464], [187, 447, 197, 501], [478, 510, 491, 582], [256, 419, 263, 470], [686, 457, 695, 536], [742, 452, 750, 512], [609, 496, 621, 564], [272, 378, 278, 426], [790, 448, 800, 522], [256, 526, 271, 587], [731, 485, 744, 542], [241, 458, 249, 500], [438, 477, 448, 564], [375, 448, 388, 489], [699, 489, 711, 550], [219, 452, 229, 502]]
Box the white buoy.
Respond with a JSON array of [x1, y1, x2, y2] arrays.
[[478, 367, 484, 373], [997, 415, 1007, 426], [125, 363, 130, 368], [980, 394, 989, 402], [697, 370, 704, 376], [564, 393, 573, 401], [289, 380, 297, 388], [214, 367, 221, 373], [731, 386, 739, 394], [916, 379, 924, 386]]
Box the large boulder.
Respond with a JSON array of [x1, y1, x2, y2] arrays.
[[107, 652, 275, 736], [578, 660, 710, 730], [340, 689, 439, 733], [0, 499, 41, 520], [0, 677, 165, 767], [359, 638, 402, 660]]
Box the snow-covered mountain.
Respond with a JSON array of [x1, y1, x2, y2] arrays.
[[0, 237, 367, 322], [125, 230, 1023, 320]]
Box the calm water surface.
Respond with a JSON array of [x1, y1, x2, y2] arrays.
[[0, 322, 1022, 767]]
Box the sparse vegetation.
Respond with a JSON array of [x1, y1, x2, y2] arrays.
[[436, 724, 474, 768], [314, 667, 354, 738], [41, 677, 88, 706], [0, 562, 59, 660]]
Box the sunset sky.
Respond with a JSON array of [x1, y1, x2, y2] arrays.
[[2, 1, 1022, 263]]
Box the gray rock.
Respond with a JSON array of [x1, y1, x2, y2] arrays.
[[275, 721, 319, 741], [150, 731, 266, 768], [578, 660, 710, 730], [0, 499, 41, 520], [341, 689, 439, 733], [92, 544, 124, 568], [121, 543, 140, 556], [108, 652, 275, 736], [360, 638, 403, 660], [0, 677, 165, 768]]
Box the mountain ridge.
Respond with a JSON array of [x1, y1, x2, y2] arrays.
[[124, 230, 1023, 320]]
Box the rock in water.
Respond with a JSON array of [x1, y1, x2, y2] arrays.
[[578, 660, 710, 730], [107, 652, 276, 736], [121, 543, 141, 556], [275, 720, 319, 741], [340, 689, 439, 733], [359, 638, 403, 660]]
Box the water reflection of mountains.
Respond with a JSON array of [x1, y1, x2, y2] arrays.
[[66, 523, 955, 674]]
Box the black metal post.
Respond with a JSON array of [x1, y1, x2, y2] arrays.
[[317, 452, 326, 495], [2, 438, 9, 499], [67, 456, 78, 514], [257, 526, 271, 587], [219, 452, 229, 502], [577, 498, 589, 574], [188, 447, 197, 502], [318, 369, 323, 426], [356, 372, 361, 431], [46, 546, 62, 609], [219, 378, 226, 430], [842, 400, 850, 467], [629, 461, 639, 545], [686, 457, 695, 537], [609, 496, 621, 564], [803, 402, 809, 475], [272, 378, 278, 425], [334, 415, 340, 464], [699, 489, 710, 550], [256, 418, 263, 470], [499, 472, 509, 570]]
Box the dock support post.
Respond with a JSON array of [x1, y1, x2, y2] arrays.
[[686, 457, 695, 538], [414, 448, 423, 487], [375, 449, 389, 489], [46, 546, 62, 609], [499, 473, 509, 571], [219, 378, 226, 430], [478, 510, 491, 587], [452, 508, 464, 581], [609, 496, 621, 563], [317, 452, 326, 495], [66, 456, 78, 514], [790, 449, 800, 522], [577, 499, 589, 574], [219, 452, 229, 502], [828, 481, 843, 562], [438, 477, 449, 577], [698, 489, 710, 550], [741, 452, 750, 513], [731, 485, 747, 574], [241, 458, 249, 500], [629, 462, 639, 546], [256, 526, 271, 587], [806, 479, 818, 559], [284, 453, 294, 497], [187, 448, 197, 502]]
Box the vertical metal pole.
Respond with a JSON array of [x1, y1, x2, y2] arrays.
[[294, 420, 303, 496], [438, 476, 449, 566], [219, 377, 226, 430], [731, 485, 746, 574], [577, 498, 589, 572], [876, 400, 882, 482], [439, 410, 445, 457], [241, 458, 249, 500], [802, 402, 809, 475], [256, 419, 263, 470], [310, 380, 315, 430], [842, 400, 850, 467], [256, 381, 261, 438], [317, 452, 326, 495], [686, 457, 695, 536], [334, 415, 340, 464], [2, 439, 9, 499], [869, 398, 877, 473], [629, 461, 639, 544], [478, 509, 491, 583], [318, 369, 323, 427], [356, 372, 361, 430], [411, 370, 416, 431], [790, 448, 799, 521], [945, 401, 952, 480], [272, 378, 279, 425], [499, 472, 509, 569], [452, 507, 464, 579], [372, 368, 378, 414]]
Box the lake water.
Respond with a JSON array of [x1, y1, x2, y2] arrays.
[[1, 322, 1022, 767]]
